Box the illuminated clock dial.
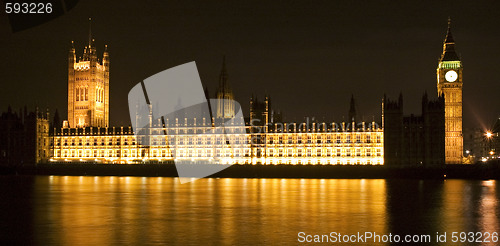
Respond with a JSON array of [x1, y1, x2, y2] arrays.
[[445, 70, 458, 82]]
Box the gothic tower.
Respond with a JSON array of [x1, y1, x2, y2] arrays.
[[215, 56, 235, 119], [68, 19, 109, 128], [437, 18, 463, 164], [348, 94, 357, 122]]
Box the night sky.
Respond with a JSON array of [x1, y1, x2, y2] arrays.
[[1, 0, 499, 130]]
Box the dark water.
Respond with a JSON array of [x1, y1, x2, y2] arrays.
[[0, 176, 498, 245]]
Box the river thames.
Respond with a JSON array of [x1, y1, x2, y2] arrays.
[[0, 176, 498, 245]]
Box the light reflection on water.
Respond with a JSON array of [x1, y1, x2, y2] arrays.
[[0, 176, 498, 245]]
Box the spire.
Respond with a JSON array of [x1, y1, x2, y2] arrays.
[[88, 17, 92, 48], [349, 94, 356, 122], [440, 17, 460, 61], [444, 17, 454, 44], [422, 90, 429, 106], [219, 55, 228, 87]]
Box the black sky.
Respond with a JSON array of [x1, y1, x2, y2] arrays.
[[1, 0, 499, 130]]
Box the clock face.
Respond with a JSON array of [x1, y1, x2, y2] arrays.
[[445, 70, 458, 82]]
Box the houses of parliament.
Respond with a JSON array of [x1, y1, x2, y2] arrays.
[[1, 21, 466, 166]]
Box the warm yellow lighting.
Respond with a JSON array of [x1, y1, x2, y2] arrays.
[[486, 131, 493, 138], [49, 123, 384, 165]]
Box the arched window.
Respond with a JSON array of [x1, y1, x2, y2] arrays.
[[85, 87, 88, 101], [76, 87, 80, 101]]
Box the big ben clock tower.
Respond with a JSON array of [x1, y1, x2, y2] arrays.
[[437, 18, 463, 164]]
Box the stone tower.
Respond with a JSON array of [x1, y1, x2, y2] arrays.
[[437, 18, 463, 164], [68, 19, 109, 128], [215, 56, 235, 119]]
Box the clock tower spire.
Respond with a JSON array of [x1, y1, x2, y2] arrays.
[[437, 18, 463, 164]]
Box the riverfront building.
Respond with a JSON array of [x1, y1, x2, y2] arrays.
[[37, 20, 466, 166]]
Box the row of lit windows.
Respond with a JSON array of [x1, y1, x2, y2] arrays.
[[54, 148, 244, 159], [75, 77, 89, 81], [265, 135, 382, 144], [53, 147, 382, 159], [52, 139, 382, 148], [135, 133, 381, 142], [55, 149, 169, 158], [76, 87, 88, 101], [52, 136, 249, 146], [265, 133, 381, 140], [264, 148, 382, 157], [264, 159, 383, 165], [75, 86, 105, 103], [150, 128, 245, 135], [52, 134, 383, 148], [53, 137, 136, 146]]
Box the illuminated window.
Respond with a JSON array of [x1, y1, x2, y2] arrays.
[[84, 87, 88, 101]]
